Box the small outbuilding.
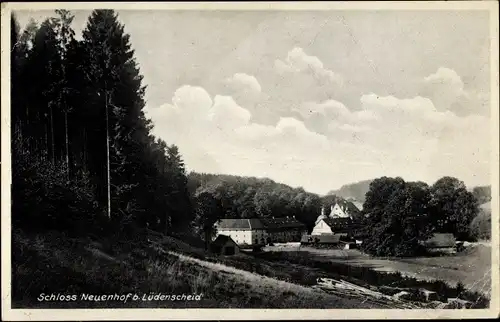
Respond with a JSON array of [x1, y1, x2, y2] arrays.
[[209, 235, 240, 256], [422, 233, 457, 254], [300, 234, 342, 248]]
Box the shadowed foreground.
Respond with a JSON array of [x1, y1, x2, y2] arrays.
[[11, 230, 386, 309]]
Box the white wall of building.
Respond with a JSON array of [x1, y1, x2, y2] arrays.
[[311, 219, 333, 235], [330, 203, 349, 218], [217, 227, 305, 244], [216, 229, 253, 245]]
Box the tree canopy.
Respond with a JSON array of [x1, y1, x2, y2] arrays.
[[360, 175, 481, 256], [11, 10, 192, 238]]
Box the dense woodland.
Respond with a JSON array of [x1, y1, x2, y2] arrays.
[[11, 10, 490, 256], [11, 10, 193, 238], [359, 176, 485, 257]]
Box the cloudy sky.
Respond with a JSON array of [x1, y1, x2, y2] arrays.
[[15, 9, 492, 195]]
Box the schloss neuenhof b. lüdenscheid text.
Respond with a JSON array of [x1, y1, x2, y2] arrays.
[[37, 293, 203, 302]]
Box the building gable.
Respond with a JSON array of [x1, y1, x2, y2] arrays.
[[330, 203, 349, 218], [329, 200, 362, 219]]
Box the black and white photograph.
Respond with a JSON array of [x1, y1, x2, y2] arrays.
[[2, 1, 499, 320]]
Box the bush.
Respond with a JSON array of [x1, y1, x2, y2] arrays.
[[12, 146, 108, 235]]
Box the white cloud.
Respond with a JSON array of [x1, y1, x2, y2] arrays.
[[357, 93, 490, 184], [424, 67, 464, 88], [275, 47, 343, 87], [208, 95, 252, 131], [146, 85, 333, 184], [225, 73, 262, 93], [421, 67, 489, 117], [146, 66, 490, 195], [172, 85, 213, 111]]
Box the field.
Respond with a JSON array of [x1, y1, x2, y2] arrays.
[[11, 230, 385, 309], [264, 242, 492, 296]]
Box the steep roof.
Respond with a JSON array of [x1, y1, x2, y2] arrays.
[[322, 217, 353, 231], [216, 217, 305, 230], [348, 199, 364, 211], [260, 216, 306, 230], [216, 218, 265, 230], [423, 233, 456, 248], [315, 214, 328, 225], [335, 199, 362, 217], [211, 234, 238, 247]]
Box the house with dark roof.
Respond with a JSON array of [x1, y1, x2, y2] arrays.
[[311, 217, 354, 236], [420, 233, 457, 254], [300, 233, 345, 248], [209, 235, 239, 256], [329, 199, 362, 218], [260, 216, 307, 243], [312, 199, 362, 236], [215, 217, 307, 246], [215, 219, 267, 246]]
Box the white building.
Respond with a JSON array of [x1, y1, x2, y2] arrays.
[[215, 219, 267, 246], [330, 203, 350, 218], [311, 218, 334, 235], [215, 217, 307, 246], [328, 200, 361, 219], [311, 199, 361, 236]]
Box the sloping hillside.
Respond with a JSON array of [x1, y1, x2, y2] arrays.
[[472, 186, 491, 205], [11, 229, 384, 309], [328, 179, 373, 203], [480, 201, 491, 213]]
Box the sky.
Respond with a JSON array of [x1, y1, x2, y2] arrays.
[[14, 9, 493, 195]]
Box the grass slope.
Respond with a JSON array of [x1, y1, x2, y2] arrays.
[[11, 229, 383, 309]]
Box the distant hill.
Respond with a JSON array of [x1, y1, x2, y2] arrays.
[[472, 185, 491, 205], [328, 179, 373, 204], [479, 201, 491, 214], [329, 181, 491, 206]]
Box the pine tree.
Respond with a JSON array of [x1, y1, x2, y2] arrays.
[[166, 145, 193, 230], [25, 19, 62, 162], [82, 10, 155, 231], [14, 18, 39, 155], [11, 13, 22, 150], [51, 10, 76, 178]]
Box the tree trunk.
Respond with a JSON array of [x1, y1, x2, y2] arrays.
[[204, 228, 211, 250], [49, 103, 55, 164], [64, 110, 70, 179], [105, 90, 111, 219], [44, 121, 49, 162], [82, 127, 87, 172]]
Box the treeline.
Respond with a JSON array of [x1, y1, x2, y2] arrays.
[[11, 10, 192, 238], [187, 172, 331, 230], [359, 176, 485, 257]]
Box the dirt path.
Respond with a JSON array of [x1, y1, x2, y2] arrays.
[[165, 250, 391, 308]]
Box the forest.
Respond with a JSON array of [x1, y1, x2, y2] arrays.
[[11, 10, 193, 238], [10, 9, 490, 256]]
